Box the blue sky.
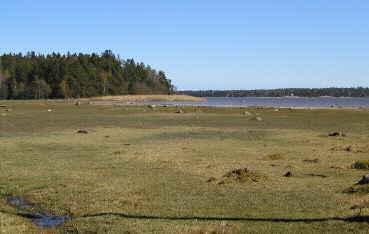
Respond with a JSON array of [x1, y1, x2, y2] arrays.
[[1, 0, 368, 90]]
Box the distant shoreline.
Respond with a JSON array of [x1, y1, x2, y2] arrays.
[[178, 87, 369, 98]]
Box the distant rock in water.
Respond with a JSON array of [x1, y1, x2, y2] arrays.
[[243, 111, 252, 116]]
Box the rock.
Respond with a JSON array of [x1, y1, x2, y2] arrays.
[[328, 131, 345, 137], [47, 109, 52, 112], [175, 110, 183, 114], [275, 109, 279, 112], [357, 175, 369, 185], [148, 105, 157, 109], [251, 116, 263, 122], [206, 177, 216, 183], [75, 102, 81, 106], [0, 105, 7, 108], [163, 104, 169, 107], [284, 171, 292, 177], [77, 129, 88, 134], [352, 161, 369, 170], [243, 111, 252, 116], [5, 109, 11, 112]]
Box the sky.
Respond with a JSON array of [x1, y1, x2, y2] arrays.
[[0, 0, 368, 90]]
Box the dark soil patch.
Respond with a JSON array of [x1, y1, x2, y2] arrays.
[[306, 173, 328, 178]]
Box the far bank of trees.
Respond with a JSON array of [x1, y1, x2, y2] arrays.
[[178, 88, 369, 97], [0, 50, 174, 99]]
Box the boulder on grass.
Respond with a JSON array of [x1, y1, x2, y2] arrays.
[[328, 131, 345, 137], [357, 174, 369, 185]]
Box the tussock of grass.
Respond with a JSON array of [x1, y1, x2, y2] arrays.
[[218, 168, 267, 184], [264, 153, 284, 160], [113, 150, 124, 155]]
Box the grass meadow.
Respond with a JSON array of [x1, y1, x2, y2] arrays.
[[0, 100, 368, 233]]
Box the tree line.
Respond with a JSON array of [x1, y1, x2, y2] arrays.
[[0, 50, 174, 99], [178, 88, 369, 97]]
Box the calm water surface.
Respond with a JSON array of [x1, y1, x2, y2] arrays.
[[149, 97, 369, 108]]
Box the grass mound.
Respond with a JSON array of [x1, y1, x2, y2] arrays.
[[331, 144, 369, 153], [303, 158, 319, 163], [352, 161, 369, 170], [218, 168, 267, 184], [264, 153, 284, 160]]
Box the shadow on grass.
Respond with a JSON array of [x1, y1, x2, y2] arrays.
[[1, 209, 368, 226], [78, 212, 369, 223]]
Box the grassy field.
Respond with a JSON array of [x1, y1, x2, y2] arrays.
[[0, 100, 368, 233]]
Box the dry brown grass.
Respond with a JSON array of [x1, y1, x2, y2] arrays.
[[331, 144, 369, 153]]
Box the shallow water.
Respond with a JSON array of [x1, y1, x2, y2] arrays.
[[6, 196, 70, 228], [148, 97, 369, 108]]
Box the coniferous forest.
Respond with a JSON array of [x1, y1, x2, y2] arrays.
[[0, 50, 174, 99]]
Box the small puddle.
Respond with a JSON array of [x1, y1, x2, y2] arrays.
[[6, 196, 70, 228]]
